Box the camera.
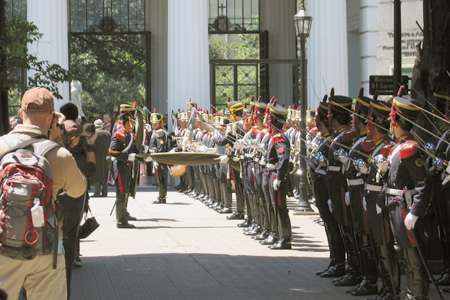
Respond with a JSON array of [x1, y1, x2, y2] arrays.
[[85, 124, 96, 134]]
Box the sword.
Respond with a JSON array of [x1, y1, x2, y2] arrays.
[[399, 199, 445, 300], [378, 208, 399, 299]]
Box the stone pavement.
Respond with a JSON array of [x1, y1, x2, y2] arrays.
[[72, 177, 448, 300]]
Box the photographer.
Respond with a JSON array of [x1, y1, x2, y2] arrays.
[[57, 113, 97, 299]]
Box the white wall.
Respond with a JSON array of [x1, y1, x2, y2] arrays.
[[377, 0, 422, 75]]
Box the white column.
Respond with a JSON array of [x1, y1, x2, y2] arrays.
[[167, 0, 210, 119], [27, 0, 69, 112], [359, 0, 378, 93], [307, 0, 349, 108], [148, 0, 168, 116], [259, 0, 296, 105]]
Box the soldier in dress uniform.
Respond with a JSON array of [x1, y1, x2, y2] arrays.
[[215, 115, 233, 214], [364, 97, 399, 300], [249, 99, 271, 241], [326, 89, 361, 286], [427, 88, 450, 287], [149, 109, 169, 204], [217, 102, 248, 222], [337, 89, 380, 296], [109, 104, 139, 228], [377, 94, 431, 300], [264, 99, 292, 249], [310, 98, 346, 278]]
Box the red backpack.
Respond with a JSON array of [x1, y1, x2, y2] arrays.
[[0, 136, 59, 266]]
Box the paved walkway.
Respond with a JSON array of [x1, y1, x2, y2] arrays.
[[71, 177, 448, 300]]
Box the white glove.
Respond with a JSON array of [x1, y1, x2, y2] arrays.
[[404, 213, 419, 230], [339, 156, 349, 165], [363, 197, 367, 211], [144, 156, 153, 162], [154, 161, 159, 169], [128, 153, 136, 161], [360, 164, 369, 174], [142, 145, 149, 154], [327, 199, 333, 213], [219, 155, 229, 164], [273, 179, 281, 191], [378, 161, 389, 174], [345, 191, 350, 206], [376, 204, 382, 214]]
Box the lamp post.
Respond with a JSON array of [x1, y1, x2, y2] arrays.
[[293, 1, 313, 214]]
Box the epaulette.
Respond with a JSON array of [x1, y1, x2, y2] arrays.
[[310, 127, 318, 135], [361, 140, 375, 152], [399, 140, 418, 159], [114, 130, 126, 142], [342, 128, 360, 143], [380, 140, 395, 157], [272, 133, 285, 144]]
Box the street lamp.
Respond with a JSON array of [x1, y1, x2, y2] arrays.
[[294, 1, 313, 214]]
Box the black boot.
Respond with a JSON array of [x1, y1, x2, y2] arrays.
[[253, 228, 269, 240], [237, 219, 251, 227], [268, 237, 292, 249], [260, 233, 277, 245], [117, 219, 135, 228], [351, 279, 378, 296], [228, 212, 245, 220], [316, 263, 335, 276], [320, 263, 346, 278], [333, 272, 362, 287], [219, 207, 232, 214], [244, 225, 260, 236]]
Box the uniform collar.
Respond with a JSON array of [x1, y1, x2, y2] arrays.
[[374, 134, 388, 146], [395, 133, 411, 144]]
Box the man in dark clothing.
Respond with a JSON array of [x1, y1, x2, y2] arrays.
[[91, 119, 111, 197], [109, 104, 139, 228]]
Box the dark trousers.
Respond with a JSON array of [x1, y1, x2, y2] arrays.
[[59, 193, 86, 299], [155, 163, 168, 200]]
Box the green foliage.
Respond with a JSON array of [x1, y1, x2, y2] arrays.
[[209, 33, 259, 60], [3, 16, 73, 102], [69, 34, 146, 118]]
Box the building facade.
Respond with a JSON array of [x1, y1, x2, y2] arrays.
[[7, 0, 422, 117]]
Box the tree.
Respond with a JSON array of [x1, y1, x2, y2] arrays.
[[69, 33, 146, 118]]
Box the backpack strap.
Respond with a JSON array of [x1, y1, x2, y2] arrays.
[[0, 135, 59, 158], [32, 140, 60, 157]]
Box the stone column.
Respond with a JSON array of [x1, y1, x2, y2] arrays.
[[307, 0, 349, 108], [260, 0, 296, 105], [359, 0, 378, 93], [27, 0, 69, 112], [167, 0, 210, 123]]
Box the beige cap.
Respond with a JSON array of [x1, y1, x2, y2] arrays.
[[21, 87, 54, 114]]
